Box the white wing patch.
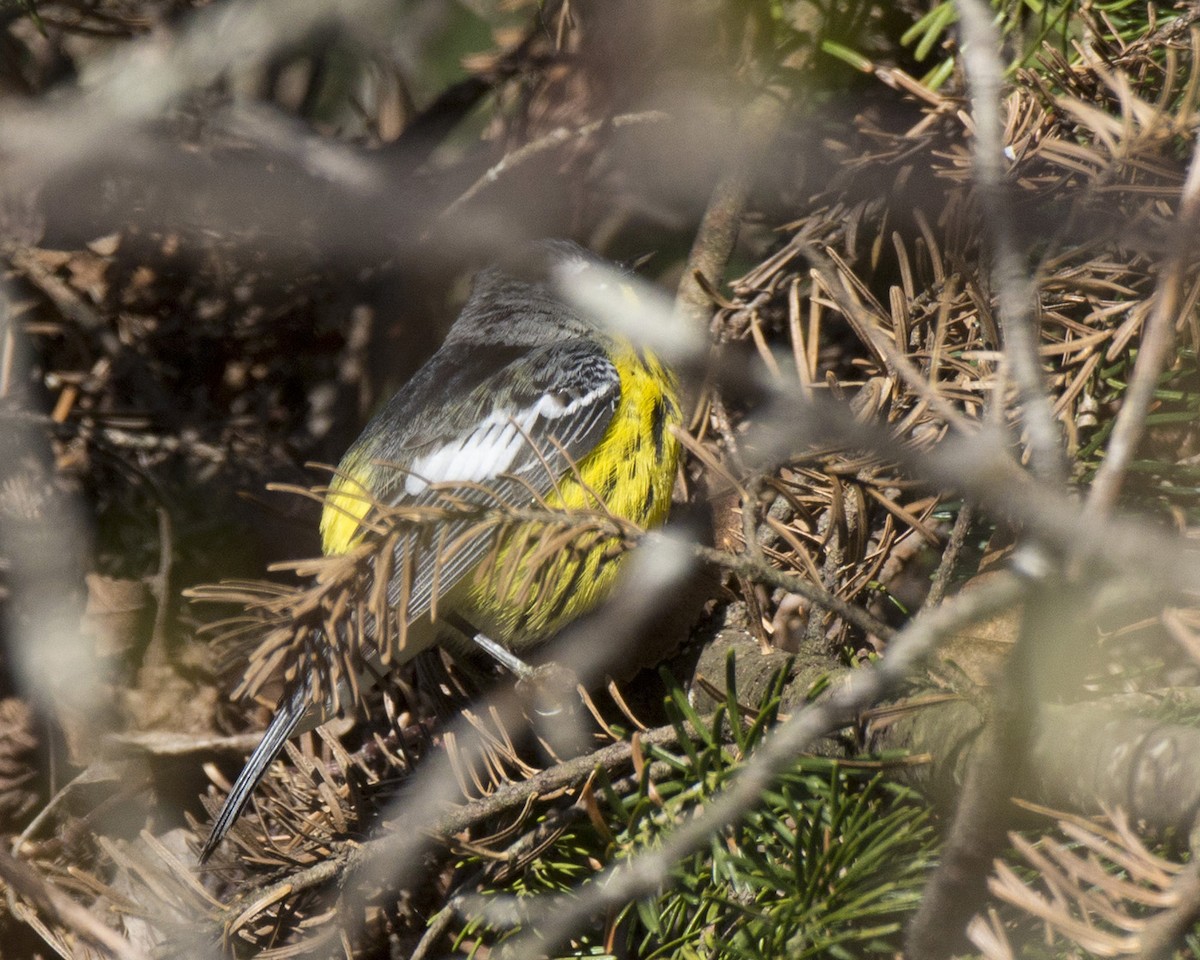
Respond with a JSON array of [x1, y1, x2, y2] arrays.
[[403, 385, 610, 495]]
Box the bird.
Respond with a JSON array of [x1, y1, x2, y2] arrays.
[[199, 240, 683, 861]]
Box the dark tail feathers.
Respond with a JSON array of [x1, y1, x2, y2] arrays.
[[199, 682, 310, 863]]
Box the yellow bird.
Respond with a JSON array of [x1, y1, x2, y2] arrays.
[[201, 240, 682, 860]]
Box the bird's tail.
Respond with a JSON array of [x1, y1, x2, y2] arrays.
[[199, 681, 312, 863]]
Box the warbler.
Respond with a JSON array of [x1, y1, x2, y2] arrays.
[[200, 240, 683, 861]]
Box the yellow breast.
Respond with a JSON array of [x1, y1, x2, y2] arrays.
[[462, 344, 682, 646], [319, 343, 683, 648]]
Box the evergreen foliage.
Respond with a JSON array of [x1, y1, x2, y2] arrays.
[[453, 659, 936, 958]]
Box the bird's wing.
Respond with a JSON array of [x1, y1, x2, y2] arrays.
[[371, 338, 621, 631], [200, 340, 619, 861]]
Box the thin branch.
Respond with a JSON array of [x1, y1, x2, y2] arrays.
[[906, 581, 1074, 958], [0, 0, 393, 184], [563, 248, 1143, 636], [212, 536, 701, 941], [751, 389, 1200, 599], [956, 0, 1067, 486], [676, 86, 789, 333], [466, 573, 1028, 956], [1085, 41, 1200, 515], [411, 901, 460, 960], [690, 542, 894, 641], [212, 714, 703, 930], [926, 503, 974, 608], [439, 111, 669, 222], [0, 847, 151, 960]]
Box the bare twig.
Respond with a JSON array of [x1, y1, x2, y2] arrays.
[[690, 541, 893, 641], [0, 0, 393, 184], [552, 268, 1142, 607], [676, 87, 789, 333], [0, 847, 151, 960], [956, 0, 1067, 486], [439, 111, 669, 222], [1085, 36, 1200, 515], [906, 580, 1081, 958], [410, 900, 460, 960], [754, 391, 1200, 598], [214, 713, 700, 927], [926, 503, 974, 608]]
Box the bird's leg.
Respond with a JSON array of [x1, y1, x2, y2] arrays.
[[468, 631, 536, 680], [456, 626, 576, 718], [444, 615, 578, 718], [441, 611, 536, 679]]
